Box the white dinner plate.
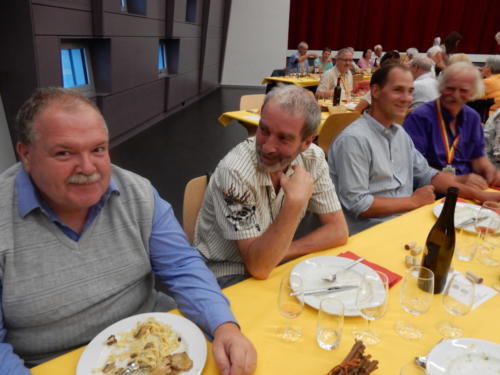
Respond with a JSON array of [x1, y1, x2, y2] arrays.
[[76, 312, 207, 375], [433, 202, 481, 233], [426, 338, 500, 374], [291, 255, 379, 316]]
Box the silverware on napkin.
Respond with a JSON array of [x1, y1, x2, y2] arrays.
[[290, 285, 358, 296]]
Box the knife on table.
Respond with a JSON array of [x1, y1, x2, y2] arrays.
[[290, 285, 358, 296]]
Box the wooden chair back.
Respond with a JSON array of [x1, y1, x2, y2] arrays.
[[240, 94, 265, 111], [317, 112, 361, 156], [182, 175, 209, 244]]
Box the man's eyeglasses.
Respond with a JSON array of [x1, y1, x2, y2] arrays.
[[337, 58, 353, 62]]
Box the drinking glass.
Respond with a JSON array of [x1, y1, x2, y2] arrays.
[[475, 201, 500, 267], [277, 273, 304, 342], [352, 271, 389, 345], [395, 266, 434, 340], [437, 272, 475, 339], [454, 225, 477, 262], [317, 298, 344, 350]]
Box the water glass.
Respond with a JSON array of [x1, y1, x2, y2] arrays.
[[317, 298, 344, 350], [475, 201, 500, 266], [277, 273, 304, 342], [454, 226, 477, 262]]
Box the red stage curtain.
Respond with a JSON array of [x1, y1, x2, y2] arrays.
[[288, 0, 499, 54]]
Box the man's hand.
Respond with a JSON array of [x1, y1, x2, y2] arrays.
[[411, 185, 436, 207], [280, 165, 314, 208], [212, 323, 257, 375], [456, 173, 489, 190]]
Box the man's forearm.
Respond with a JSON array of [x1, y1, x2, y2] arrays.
[[287, 211, 348, 259], [359, 196, 420, 218], [432, 172, 500, 202], [239, 200, 304, 279]]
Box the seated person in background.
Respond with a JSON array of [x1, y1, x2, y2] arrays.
[[354, 51, 401, 113], [0, 88, 256, 374], [409, 56, 439, 109], [482, 55, 500, 115], [484, 109, 500, 168], [448, 53, 471, 65], [347, 47, 363, 73], [427, 45, 446, 77], [373, 44, 383, 67], [194, 85, 348, 287], [358, 48, 375, 70], [288, 41, 317, 73], [405, 47, 419, 63], [313, 47, 334, 73], [404, 62, 500, 188], [329, 64, 500, 234], [316, 48, 354, 101]]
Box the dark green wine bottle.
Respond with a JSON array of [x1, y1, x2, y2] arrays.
[[421, 187, 459, 294]]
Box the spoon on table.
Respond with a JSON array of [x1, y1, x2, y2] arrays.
[[322, 257, 365, 282]]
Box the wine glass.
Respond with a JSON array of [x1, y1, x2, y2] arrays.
[[395, 266, 434, 340], [277, 273, 304, 342], [437, 272, 475, 338], [352, 271, 389, 345], [475, 201, 500, 267]]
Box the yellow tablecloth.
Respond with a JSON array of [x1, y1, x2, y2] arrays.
[[261, 75, 320, 88], [32, 202, 500, 375], [218, 111, 332, 133]]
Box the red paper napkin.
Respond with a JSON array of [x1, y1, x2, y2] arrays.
[[338, 251, 402, 288]]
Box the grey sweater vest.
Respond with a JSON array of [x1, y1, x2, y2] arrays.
[[0, 164, 156, 365]]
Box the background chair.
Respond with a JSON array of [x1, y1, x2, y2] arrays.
[[183, 174, 209, 244], [240, 94, 265, 111], [467, 98, 495, 123], [265, 68, 286, 93], [317, 112, 361, 156]]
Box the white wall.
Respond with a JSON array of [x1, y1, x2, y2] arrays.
[[222, 0, 290, 87], [0, 93, 16, 173]]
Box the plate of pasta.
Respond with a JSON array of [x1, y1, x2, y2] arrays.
[[76, 312, 207, 375]]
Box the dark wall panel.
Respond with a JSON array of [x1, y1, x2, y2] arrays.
[[110, 37, 159, 92], [178, 38, 201, 74], [203, 37, 222, 68], [172, 22, 201, 38], [32, 0, 91, 10], [100, 80, 166, 139], [102, 12, 165, 37], [167, 71, 199, 109], [32, 4, 93, 35], [200, 64, 219, 93], [35, 36, 62, 87]]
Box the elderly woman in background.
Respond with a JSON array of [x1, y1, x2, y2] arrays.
[[482, 56, 500, 115], [313, 47, 334, 73], [357, 48, 374, 70]]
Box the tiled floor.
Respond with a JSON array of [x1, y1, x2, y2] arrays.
[[110, 86, 264, 222]]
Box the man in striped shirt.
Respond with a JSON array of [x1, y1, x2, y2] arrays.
[[194, 85, 348, 287]]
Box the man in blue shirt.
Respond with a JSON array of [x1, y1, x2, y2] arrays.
[[0, 88, 256, 374], [404, 62, 500, 188], [329, 64, 500, 234], [288, 41, 317, 73]]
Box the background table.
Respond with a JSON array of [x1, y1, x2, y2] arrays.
[[261, 75, 320, 88], [32, 202, 499, 374]]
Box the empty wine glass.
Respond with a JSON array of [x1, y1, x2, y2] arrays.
[[277, 273, 304, 342], [475, 201, 500, 267], [437, 272, 475, 339], [395, 266, 434, 340], [352, 271, 389, 345]]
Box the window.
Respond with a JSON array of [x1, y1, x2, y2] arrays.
[[186, 0, 197, 23], [120, 0, 127, 11], [60, 43, 95, 97], [158, 44, 167, 75]]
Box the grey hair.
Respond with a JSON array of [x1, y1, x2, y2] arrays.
[[406, 47, 419, 57], [374, 44, 382, 50], [262, 85, 321, 139], [437, 62, 485, 100], [15, 87, 107, 145], [336, 48, 352, 57], [427, 45, 442, 57], [485, 55, 500, 74], [411, 56, 433, 71], [495, 31, 500, 43], [297, 41, 308, 49]]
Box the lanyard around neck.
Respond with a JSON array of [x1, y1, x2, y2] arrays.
[[435, 99, 460, 164]]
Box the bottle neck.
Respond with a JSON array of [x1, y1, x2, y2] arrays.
[[437, 193, 458, 227]]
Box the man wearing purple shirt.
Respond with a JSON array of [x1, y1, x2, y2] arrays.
[[404, 62, 500, 189]]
